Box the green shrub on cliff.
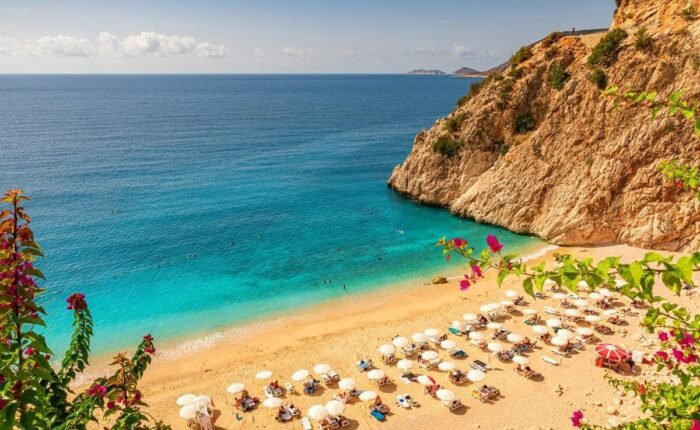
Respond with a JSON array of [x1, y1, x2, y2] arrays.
[[634, 26, 653, 51], [549, 64, 570, 90], [445, 113, 466, 132], [514, 113, 536, 134], [589, 69, 608, 90], [541, 32, 563, 48], [433, 137, 463, 157], [587, 28, 628, 67], [682, 6, 698, 21], [510, 46, 533, 66]]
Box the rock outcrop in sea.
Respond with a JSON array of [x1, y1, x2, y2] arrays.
[[389, 0, 700, 252]]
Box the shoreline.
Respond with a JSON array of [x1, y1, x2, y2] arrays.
[[84, 240, 550, 370], [84, 242, 680, 429]]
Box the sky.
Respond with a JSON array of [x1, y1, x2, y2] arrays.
[[0, 0, 615, 73]]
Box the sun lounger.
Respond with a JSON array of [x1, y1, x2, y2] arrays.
[[276, 409, 293, 422], [471, 385, 499, 402], [449, 348, 467, 359], [515, 367, 540, 379], [370, 410, 385, 421], [470, 360, 489, 372], [496, 350, 515, 361], [543, 306, 559, 316], [401, 344, 415, 356], [443, 399, 464, 410], [302, 417, 313, 430], [285, 383, 296, 394], [382, 354, 397, 365], [395, 394, 411, 408], [550, 347, 569, 357], [448, 327, 463, 336], [470, 339, 486, 348], [542, 355, 560, 366], [595, 325, 614, 335], [357, 359, 373, 371]]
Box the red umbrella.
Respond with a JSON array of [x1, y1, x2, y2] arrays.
[[596, 343, 629, 361]]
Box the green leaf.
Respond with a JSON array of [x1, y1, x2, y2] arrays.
[[523, 278, 534, 298], [646, 91, 657, 101]]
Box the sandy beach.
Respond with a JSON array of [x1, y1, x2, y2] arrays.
[[84, 244, 697, 429]]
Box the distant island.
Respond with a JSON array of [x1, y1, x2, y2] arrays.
[[407, 69, 446, 75]]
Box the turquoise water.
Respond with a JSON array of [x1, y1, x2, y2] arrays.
[[0, 75, 538, 354]]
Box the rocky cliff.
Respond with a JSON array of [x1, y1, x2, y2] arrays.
[[388, 0, 700, 252]]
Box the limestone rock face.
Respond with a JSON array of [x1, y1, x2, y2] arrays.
[[388, 0, 700, 252]]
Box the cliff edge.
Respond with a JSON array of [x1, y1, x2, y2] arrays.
[[388, 0, 700, 252]]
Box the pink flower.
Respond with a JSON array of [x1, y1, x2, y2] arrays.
[[66, 293, 87, 311], [658, 331, 669, 342], [690, 419, 700, 430], [452, 238, 467, 249], [486, 234, 504, 252], [656, 350, 669, 360], [471, 265, 483, 278], [679, 333, 695, 349], [570, 410, 584, 427], [459, 278, 471, 291], [87, 384, 107, 398]]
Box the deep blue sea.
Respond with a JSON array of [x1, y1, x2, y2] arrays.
[[0, 75, 538, 354]]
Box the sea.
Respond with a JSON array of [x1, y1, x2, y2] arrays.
[[0, 74, 540, 354]]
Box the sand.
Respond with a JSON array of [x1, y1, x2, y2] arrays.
[[83, 244, 698, 430]]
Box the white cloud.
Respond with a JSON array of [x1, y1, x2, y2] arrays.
[[409, 46, 441, 56], [252, 47, 265, 57], [452, 43, 498, 59], [195, 42, 226, 58], [281, 47, 312, 57], [337, 49, 357, 57], [37, 35, 95, 57], [0, 31, 226, 59]]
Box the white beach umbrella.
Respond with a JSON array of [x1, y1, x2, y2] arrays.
[[551, 336, 568, 346], [480, 304, 494, 313], [490, 302, 503, 310], [436, 389, 456, 401], [438, 361, 456, 371], [546, 318, 562, 328], [451, 320, 464, 330], [463, 313, 478, 322], [523, 309, 538, 315], [487, 342, 503, 352], [308, 405, 328, 421], [379, 344, 396, 355], [487, 322, 502, 330], [421, 350, 439, 361], [553, 293, 567, 300], [424, 328, 440, 337], [193, 395, 210, 408], [313, 364, 331, 375], [599, 288, 612, 297], [397, 359, 414, 371], [501, 300, 514, 307], [440, 340, 457, 350], [338, 378, 356, 390], [467, 369, 486, 382], [588, 292, 603, 300], [603, 309, 617, 317], [544, 278, 557, 289], [226, 383, 245, 394], [263, 397, 283, 408], [505, 289, 519, 298], [412, 333, 428, 343], [469, 331, 484, 341], [325, 400, 345, 416], [614, 279, 627, 288], [176, 393, 197, 406], [292, 369, 310, 382], [367, 369, 385, 380], [585, 315, 601, 323], [392, 336, 409, 348], [179, 404, 200, 420], [416, 375, 436, 386], [574, 299, 589, 308], [513, 355, 529, 365], [557, 329, 574, 340], [532, 325, 548, 335], [359, 391, 378, 402], [565, 309, 581, 317], [506, 333, 523, 343], [577, 280, 590, 290], [576, 327, 594, 336], [255, 370, 273, 380]]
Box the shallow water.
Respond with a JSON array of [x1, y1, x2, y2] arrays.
[[0, 74, 539, 353]]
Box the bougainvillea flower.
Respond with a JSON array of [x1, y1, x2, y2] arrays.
[[690, 419, 700, 430], [570, 410, 584, 427], [658, 331, 669, 342], [452, 237, 467, 248], [471, 265, 483, 278], [66, 293, 87, 311], [486, 234, 504, 252], [87, 384, 107, 398], [679, 333, 695, 349], [655, 350, 669, 360], [459, 278, 471, 291]]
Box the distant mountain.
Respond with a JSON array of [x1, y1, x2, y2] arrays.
[[407, 69, 446, 75]]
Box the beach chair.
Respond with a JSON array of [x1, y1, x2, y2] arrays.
[[471, 385, 499, 402], [443, 399, 464, 411], [470, 339, 486, 349], [542, 355, 560, 366], [470, 360, 489, 372], [515, 366, 540, 379], [382, 354, 397, 365], [448, 327, 463, 336], [357, 359, 373, 372], [285, 382, 296, 394], [401, 344, 415, 356], [302, 417, 313, 430], [449, 348, 468, 359], [550, 347, 568, 357], [264, 385, 276, 398], [543, 306, 559, 316], [395, 394, 411, 408], [496, 350, 515, 362], [276, 409, 293, 423], [595, 325, 614, 335], [370, 409, 385, 421]]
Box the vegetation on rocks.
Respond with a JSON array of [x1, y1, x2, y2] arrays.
[[510, 46, 533, 66], [433, 137, 463, 157], [514, 113, 536, 133], [634, 27, 652, 52], [681, 6, 698, 21], [587, 29, 629, 67], [589, 69, 608, 90], [549, 64, 571, 90]]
